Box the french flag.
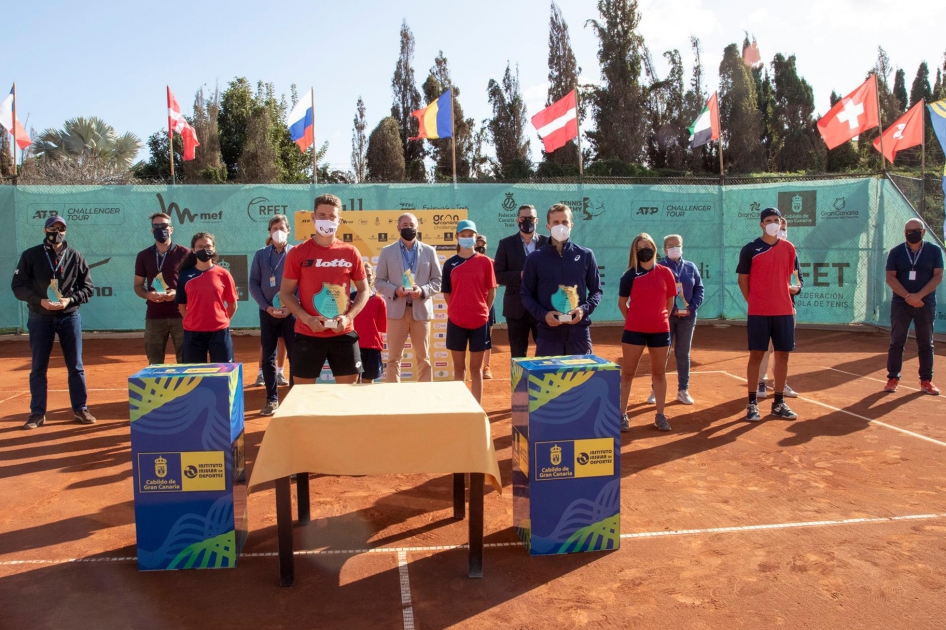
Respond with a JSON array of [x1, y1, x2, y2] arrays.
[[288, 91, 314, 153]]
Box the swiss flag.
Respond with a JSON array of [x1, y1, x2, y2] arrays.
[[531, 90, 578, 154], [817, 75, 879, 150], [872, 100, 924, 163]]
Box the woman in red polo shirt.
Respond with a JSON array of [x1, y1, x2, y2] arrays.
[[442, 220, 497, 404], [175, 232, 238, 363], [618, 233, 678, 433]]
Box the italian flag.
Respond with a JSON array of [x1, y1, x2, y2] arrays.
[[687, 92, 720, 149]]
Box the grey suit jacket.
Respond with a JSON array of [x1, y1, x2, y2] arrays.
[[374, 240, 442, 321]]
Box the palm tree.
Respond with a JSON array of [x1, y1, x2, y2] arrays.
[[33, 117, 141, 169]]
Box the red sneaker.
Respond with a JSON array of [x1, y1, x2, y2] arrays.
[[920, 381, 941, 396], [883, 378, 899, 393]]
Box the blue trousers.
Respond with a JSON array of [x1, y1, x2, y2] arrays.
[[183, 329, 234, 364], [259, 310, 295, 402], [887, 300, 935, 381], [668, 315, 697, 390], [535, 324, 593, 356], [27, 311, 88, 416]]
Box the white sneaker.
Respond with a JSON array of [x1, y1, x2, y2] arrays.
[[783, 384, 799, 398], [756, 382, 767, 399], [677, 390, 694, 405], [276, 371, 289, 386], [254, 370, 265, 386], [646, 390, 656, 404]]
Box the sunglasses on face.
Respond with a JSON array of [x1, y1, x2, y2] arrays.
[[46, 227, 66, 233], [152, 223, 170, 230]]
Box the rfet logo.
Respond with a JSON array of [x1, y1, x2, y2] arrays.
[[247, 196, 289, 222], [157, 193, 225, 224]]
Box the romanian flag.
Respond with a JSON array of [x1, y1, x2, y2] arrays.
[[410, 89, 452, 140]]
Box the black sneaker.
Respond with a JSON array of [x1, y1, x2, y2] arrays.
[[745, 403, 761, 422], [654, 413, 671, 431], [23, 414, 45, 430], [73, 409, 96, 425], [771, 402, 798, 420], [620, 413, 629, 432]]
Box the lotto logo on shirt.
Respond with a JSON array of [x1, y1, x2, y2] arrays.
[[300, 258, 354, 268]]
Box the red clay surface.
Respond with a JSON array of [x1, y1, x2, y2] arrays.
[[1, 325, 945, 629]]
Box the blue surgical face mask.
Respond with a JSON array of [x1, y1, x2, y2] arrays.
[[458, 236, 476, 249]]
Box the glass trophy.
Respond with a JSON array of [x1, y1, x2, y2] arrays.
[[152, 272, 169, 293], [47, 279, 63, 305], [272, 293, 283, 312], [402, 269, 415, 289]]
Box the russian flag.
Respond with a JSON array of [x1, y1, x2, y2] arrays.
[[410, 89, 452, 140], [287, 91, 314, 152], [0, 87, 31, 150]]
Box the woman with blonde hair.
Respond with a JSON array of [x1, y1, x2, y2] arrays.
[[617, 233, 678, 432]]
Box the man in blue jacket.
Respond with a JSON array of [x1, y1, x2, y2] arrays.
[[521, 204, 602, 356]]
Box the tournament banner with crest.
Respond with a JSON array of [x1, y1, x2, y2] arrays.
[[128, 364, 247, 570], [511, 355, 622, 556], [294, 209, 468, 382]]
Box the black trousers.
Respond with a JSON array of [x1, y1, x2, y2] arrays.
[[887, 300, 936, 381], [506, 312, 539, 359]]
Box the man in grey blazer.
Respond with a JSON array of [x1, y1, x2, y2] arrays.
[[374, 213, 443, 382]]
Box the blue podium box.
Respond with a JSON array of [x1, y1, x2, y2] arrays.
[[511, 355, 622, 556], [129, 364, 247, 570]]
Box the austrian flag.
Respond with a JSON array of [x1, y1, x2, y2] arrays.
[[532, 90, 579, 154], [817, 76, 879, 150]]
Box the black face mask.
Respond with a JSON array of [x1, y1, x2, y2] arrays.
[[905, 231, 923, 244], [400, 227, 417, 241], [637, 248, 655, 263], [153, 228, 170, 243], [195, 249, 215, 262], [519, 219, 536, 234], [45, 231, 65, 245]]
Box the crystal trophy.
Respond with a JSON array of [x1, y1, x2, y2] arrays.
[[152, 272, 169, 293], [47, 279, 63, 305], [402, 269, 415, 289]]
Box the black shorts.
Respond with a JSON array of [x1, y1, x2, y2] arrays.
[[622, 330, 671, 348], [293, 331, 363, 378], [747, 315, 795, 352], [446, 320, 491, 353], [359, 348, 383, 381]]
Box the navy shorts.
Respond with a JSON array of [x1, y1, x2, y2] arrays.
[[622, 330, 671, 348], [293, 331, 363, 378], [446, 320, 492, 353], [359, 348, 383, 381], [747, 315, 795, 352]]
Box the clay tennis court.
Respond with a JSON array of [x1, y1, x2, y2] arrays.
[[1, 325, 944, 629]]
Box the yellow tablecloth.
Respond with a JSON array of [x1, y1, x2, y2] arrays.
[[249, 382, 503, 493]]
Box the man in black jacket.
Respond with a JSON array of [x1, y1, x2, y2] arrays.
[[494, 204, 549, 358], [11, 216, 96, 429]]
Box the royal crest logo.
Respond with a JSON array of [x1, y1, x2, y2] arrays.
[[777, 190, 817, 227], [791, 194, 803, 213], [502, 192, 517, 211], [155, 455, 168, 478], [550, 444, 562, 466]]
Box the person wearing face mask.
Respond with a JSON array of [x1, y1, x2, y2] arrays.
[[618, 233, 679, 432], [441, 220, 497, 404], [474, 234, 497, 379], [280, 194, 370, 385], [736, 207, 799, 422], [644, 234, 705, 407], [175, 232, 238, 363], [883, 218, 943, 395], [250, 215, 296, 415], [12, 215, 96, 429], [374, 212, 442, 382], [757, 216, 802, 400], [493, 204, 549, 359], [134, 212, 190, 365], [521, 204, 602, 356]]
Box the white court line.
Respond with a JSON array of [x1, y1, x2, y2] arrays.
[[824, 367, 925, 393], [720, 371, 946, 448], [0, 392, 26, 405], [4, 512, 945, 567], [397, 550, 416, 630]]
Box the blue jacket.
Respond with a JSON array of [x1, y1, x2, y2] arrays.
[[249, 244, 293, 310], [521, 240, 602, 329], [658, 257, 704, 319]]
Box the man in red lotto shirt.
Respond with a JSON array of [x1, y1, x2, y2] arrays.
[[736, 207, 799, 422], [279, 194, 370, 384]]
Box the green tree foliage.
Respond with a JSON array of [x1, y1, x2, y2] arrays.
[[769, 53, 825, 172], [910, 62, 932, 107], [858, 48, 902, 171], [183, 87, 227, 183], [683, 36, 715, 173], [585, 0, 649, 164], [421, 52, 473, 180], [351, 96, 368, 183], [468, 121, 492, 180], [238, 106, 280, 183], [893, 69, 908, 112], [717, 44, 764, 173], [538, 1, 581, 175], [487, 62, 532, 180], [390, 20, 426, 182], [366, 116, 406, 182], [33, 116, 141, 169], [218, 77, 255, 179], [0, 133, 13, 178], [825, 91, 860, 172], [133, 130, 184, 182], [643, 48, 686, 171]]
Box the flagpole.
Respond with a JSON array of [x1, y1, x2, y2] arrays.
[[450, 89, 457, 185], [311, 87, 317, 186], [874, 74, 887, 173], [167, 86, 175, 186], [575, 86, 584, 182], [12, 82, 18, 178], [921, 99, 926, 219]]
